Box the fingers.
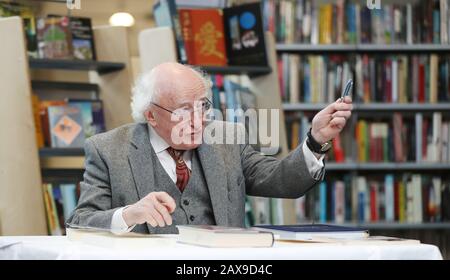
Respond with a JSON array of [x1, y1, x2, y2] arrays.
[[330, 117, 347, 128], [323, 99, 353, 115], [334, 101, 353, 112], [144, 212, 158, 228], [137, 192, 177, 228], [343, 96, 353, 104], [149, 207, 165, 227], [332, 110, 352, 120], [155, 192, 177, 213], [151, 196, 173, 226]]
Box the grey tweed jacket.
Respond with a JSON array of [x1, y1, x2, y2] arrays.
[[67, 121, 322, 232]]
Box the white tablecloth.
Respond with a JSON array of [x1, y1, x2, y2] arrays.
[[0, 236, 443, 260]]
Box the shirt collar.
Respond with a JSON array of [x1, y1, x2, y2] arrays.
[[148, 124, 170, 154]]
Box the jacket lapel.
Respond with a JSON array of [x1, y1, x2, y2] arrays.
[[128, 123, 155, 202], [197, 143, 229, 226]]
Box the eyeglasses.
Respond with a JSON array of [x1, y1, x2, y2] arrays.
[[151, 97, 213, 118]]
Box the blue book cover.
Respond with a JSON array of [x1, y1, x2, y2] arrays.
[[152, 0, 187, 63], [223, 79, 237, 122], [255, 224, 367, 233], [319, 181, 327, 223], [253, 224, 369, 240], [67, 99, 106, 135], [60, 184, 77, 221], [358, 191, 365, 223], [68, 101, 95, 138]]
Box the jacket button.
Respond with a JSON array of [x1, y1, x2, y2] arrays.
[[189, 215, 195, 222], [183, 199, 189, 206]]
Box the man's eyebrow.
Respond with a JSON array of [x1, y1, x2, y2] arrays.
[[178, 98, 207, 107]]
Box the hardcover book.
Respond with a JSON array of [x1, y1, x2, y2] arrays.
[[69, 16, 96, 60], [179, 8, 227, 66], [253, 224, 369, 241], [37, 16, 72, 59], [176, 225, 274, 247], [223, 2, 268, 66], [47, 105, 85, 148]]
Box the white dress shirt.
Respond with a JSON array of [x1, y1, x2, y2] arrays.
[[111, 125, 325, 234]]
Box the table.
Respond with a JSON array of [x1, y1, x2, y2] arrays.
[[0, 236, 443, 260]]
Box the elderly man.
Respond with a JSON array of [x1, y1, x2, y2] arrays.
[[67, 62, 352, 234]]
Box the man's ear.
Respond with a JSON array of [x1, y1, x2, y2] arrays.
[[145, 110, 157, 126]]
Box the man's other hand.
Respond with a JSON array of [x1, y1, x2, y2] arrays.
[[122, 192, 176, 228], [311, 96, 353, 144]]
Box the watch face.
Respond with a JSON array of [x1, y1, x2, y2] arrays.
[[321, 142, 332, 152]]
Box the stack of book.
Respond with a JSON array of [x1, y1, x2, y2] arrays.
[[42, 182, 80, 235], [263, 0, 450, 45], [286, 112, 450, 164], [296, 175, 450, 225], [277, 54, 450, 104]]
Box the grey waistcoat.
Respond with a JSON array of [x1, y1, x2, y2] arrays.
[[149, 146, 216, 234]]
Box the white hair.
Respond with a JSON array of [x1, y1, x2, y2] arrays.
[[130, 64, 213, 123]]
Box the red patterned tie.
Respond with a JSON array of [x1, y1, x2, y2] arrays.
[[166, 147, 191, 192]]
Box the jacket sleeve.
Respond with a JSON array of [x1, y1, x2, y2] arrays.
[[66, 138, 120, 230], [240, 142, 323, 199]]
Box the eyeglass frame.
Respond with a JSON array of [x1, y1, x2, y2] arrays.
[[150, 97, 213, 118]]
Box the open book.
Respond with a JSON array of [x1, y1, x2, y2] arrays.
[[176, 225, 274, 248]]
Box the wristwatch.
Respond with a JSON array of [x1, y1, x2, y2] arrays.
[[306, 128, 332, 154]]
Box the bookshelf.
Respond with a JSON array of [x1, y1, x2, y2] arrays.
[[283, 103, 450, 112], [267, 1, 450, 259], [334, 222, 450, 231], [36, 25, 134, 173], [276, 44, 450, 53], [39, 148, 85, 157], [0, 14, 135, 234], [200, 65, 272, 76], [29, 58, 126, 74], [31, 80, 99, 92], [325, 162, 450, 171]]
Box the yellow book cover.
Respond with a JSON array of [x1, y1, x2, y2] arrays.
[[399, 56, 408, 103], [319, 5, 332, 44], [42, 184, 55, 235], [46, 184, 62, 235], [399, 181, 405, 222]]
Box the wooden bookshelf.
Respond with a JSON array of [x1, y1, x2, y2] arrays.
[[276, 44, 356, 53], [29, 58, 125, 75], [325, 162, 450, 171], [276, 44, 450, 53], [283, 103, 450, 112], [0, 15, 135, 235], [31, 81, 99, 92], [39, 148, 85, 157], [200, 65, 272, 76], [334, 223, 450, 230]]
